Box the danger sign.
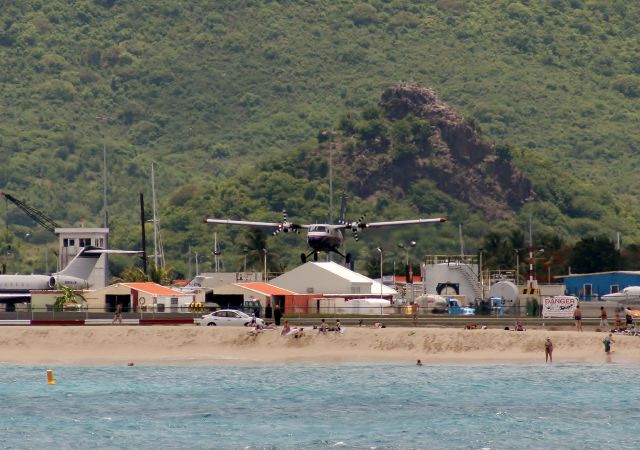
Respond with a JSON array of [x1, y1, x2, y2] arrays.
[[542, 296, 578, 318]]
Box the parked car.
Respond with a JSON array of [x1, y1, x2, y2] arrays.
[[198, 309, 265, 327]]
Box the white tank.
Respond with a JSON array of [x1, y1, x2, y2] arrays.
[[488, 281, 518, 305]]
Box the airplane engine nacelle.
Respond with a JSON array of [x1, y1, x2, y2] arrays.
[[48, 276, 56, 289]]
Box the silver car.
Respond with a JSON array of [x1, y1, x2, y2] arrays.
[[199, 309, 264, 327]]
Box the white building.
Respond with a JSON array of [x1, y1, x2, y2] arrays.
[[270, 262, 397, 297], [55, 227, 109, 288]]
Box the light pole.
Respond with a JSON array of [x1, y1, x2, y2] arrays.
[[262, 248, 268, 281], [514, 248, 520, 286], [478, 248, 484, 301], [376, 247, 384, 299], [398, 240, 417, 303], [243, 246, 249, 274]]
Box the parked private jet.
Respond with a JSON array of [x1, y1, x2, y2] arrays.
[[602, 286, 640, 305], [204, 195, 446, 262], [0, 246, 140, 299]]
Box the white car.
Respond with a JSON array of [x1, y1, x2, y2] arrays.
[[198, 309, 264, 327]]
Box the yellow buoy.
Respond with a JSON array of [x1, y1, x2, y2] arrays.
[[46, 369, 56, 385]]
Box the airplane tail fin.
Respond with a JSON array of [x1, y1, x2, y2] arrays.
[[56, 246, 102, 281], [338, 193, 348, 224]]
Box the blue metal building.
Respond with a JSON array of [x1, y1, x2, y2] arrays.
[[556, 271, 640, 301]]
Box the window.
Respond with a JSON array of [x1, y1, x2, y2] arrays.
[[79, 238, 91, 247], [63, 238, 68, 247], [306, 287, 314, 293], [610, 285, 619, 294], [69, 239, 75, 247], [170, 298, 178, 305], [96, 238, 104, 247]]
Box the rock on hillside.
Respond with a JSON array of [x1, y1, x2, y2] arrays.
[[344, 84, 534, 221]]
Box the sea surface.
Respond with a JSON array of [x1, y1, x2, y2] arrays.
[[1, 363, 639, 449]]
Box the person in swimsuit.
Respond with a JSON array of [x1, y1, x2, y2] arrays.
[[280, 320, 291, 336], [544, 337, 553, 363], [574, 304, 582, 331], [599, 306, 608, 328]]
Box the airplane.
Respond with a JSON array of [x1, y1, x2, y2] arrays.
[[0, 246, 141, 299], [601, 286, 640, 305], [204, 195, 446, 263]]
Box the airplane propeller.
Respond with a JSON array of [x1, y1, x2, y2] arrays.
[[349, 214, 367, 241], [273, 210, 302, 236]]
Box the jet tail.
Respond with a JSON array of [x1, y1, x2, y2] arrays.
[[55, 246, 102, 281]]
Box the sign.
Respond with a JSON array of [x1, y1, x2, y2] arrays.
[[542, 296, 578, 318]]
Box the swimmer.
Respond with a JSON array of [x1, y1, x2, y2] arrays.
[[416, 359, 423, 366]]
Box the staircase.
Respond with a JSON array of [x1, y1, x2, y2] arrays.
[[450, 262, 482, 300]]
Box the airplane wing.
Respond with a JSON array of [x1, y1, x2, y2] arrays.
[[0, 292, 31, 299], [204, 217, 308, 233], [83, 249, 144, 254], [205, 218, 284, 228], [360, 217, 447, 228]]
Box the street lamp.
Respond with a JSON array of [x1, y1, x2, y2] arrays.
[[376, 247, 384, 299], [262, 248, 268, 281], [514, 248, 521, 286], [478, 248, 484, 301], [242, 246, 249, 274], [398, 240, 417, 302]]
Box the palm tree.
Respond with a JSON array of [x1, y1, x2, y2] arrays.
[[53, 285, 87, 311], [116, 263, 173, 285], [242, 229, 281, 273]]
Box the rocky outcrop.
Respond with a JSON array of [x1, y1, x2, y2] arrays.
[[344, 84, 534, 220]]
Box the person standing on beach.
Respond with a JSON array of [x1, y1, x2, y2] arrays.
[[265, 301, 273, 320], [112, 303, 122, 325], [599, 306, 608, 329], [544, 337, 553, 363], [603, 333, 614, 354], [411, 302, 419, 327], [274, 304, 282, 326], [574, 304, 582, 331]]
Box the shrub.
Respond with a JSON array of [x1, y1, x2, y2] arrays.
[[39, 79, 76, 101], [612, 75, 640, 98], [349, 4, 378, 26]]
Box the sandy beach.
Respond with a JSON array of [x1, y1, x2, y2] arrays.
[[1, 325, 639, 365]]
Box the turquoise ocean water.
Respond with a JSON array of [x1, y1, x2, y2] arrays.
[[1, 363, 639, 449]]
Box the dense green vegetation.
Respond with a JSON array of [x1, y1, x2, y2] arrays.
[[1, 0, 640, 278]]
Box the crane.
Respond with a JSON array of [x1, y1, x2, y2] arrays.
[[1, 192, 60, 235]]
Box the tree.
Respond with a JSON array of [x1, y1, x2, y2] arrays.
[[116, 263, 173, 285], [53, 285, 86, 311], [569, 236, 621, 273], [242, 229, 281, 273]]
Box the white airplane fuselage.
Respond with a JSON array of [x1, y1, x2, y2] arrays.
[[602, 286, 640, 304], [0, 274, 88, 293], [306, 225, 343, 253]]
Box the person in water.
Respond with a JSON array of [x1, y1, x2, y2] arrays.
[[603, 333, 614, 354], [416, 359, 423, 366], [544, 337, 553, 363]]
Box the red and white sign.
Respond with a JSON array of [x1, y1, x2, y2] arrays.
[[542, 296, 578, 318]]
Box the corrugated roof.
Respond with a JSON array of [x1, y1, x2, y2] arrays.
[[310, 262, 397, 295], [310, 261, 373, 283], [555, 271, 640, 279], [235, 282, 298, 296], [122, 282, 187, 296]]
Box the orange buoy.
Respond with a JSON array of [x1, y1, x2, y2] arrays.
[[46, 369, 56, 385]]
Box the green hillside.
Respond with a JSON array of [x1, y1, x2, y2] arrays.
[[1, 0, 639, 276]]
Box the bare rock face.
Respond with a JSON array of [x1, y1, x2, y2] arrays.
[[350, 84, 534, 220]]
